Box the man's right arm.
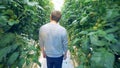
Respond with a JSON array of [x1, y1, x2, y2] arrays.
[[39, 28, 46, 58], [63, 29, 68, 60]]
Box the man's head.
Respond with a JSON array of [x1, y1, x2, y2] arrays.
[[50, 10, 61, 22]]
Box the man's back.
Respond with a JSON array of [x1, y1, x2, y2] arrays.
[[39, 23, 68, 57], [39, 10, 68, 68]]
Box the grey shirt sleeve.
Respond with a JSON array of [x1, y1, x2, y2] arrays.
[[62, 29, 68, 53], [39, 27, 44, 48]]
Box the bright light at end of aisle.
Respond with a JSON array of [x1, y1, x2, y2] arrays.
[[52, 0, 64, 11]]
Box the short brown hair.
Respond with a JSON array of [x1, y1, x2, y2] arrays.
[[50, 10, 61, 22]]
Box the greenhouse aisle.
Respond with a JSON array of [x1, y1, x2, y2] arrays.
[[39, 51, 74, 68]]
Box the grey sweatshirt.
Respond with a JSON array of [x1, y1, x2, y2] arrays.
[[39, 23, 68, 57]]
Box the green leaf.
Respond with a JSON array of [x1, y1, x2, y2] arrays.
[[0, 16, 8, 26], [26, 59, 31, 65], [88, 32, 96, 35], [105, 9, 119, 20], [81, 37, 90, 54], [4, 9, 14, 15], [105, 34, 117, 42], [72, 38, 80, 45], [80, 16, 88, 25], [104, 52, 115, 68], [90, 35, 105, 46], [32, 56, 41, 67], [110, 42, 120, 55], [85, 0, 91, 3], [0, 33, 15, 47], [91, 49, 114, 68], [22, 0, 28, 4], [7, 52, 19, 65], [37, 5, 44, 10], [11, 44, 19, 52], [8, 19, 19, 26], [79, 31, 88, 35], [85, 0, 98, 3], [0, 46, 12, 62], [0, 5, 6, 9], [0, 64, 3, 68], [18, 58, 25, 68], [106, 27, 119, 33], [96, 30, 106, 37]]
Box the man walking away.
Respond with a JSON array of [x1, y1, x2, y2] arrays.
[[39, 10, 68, 68]]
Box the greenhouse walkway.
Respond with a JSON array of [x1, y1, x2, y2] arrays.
[[38, 51, 74, 68]]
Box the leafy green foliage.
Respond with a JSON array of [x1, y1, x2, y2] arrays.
[[0, 33, 40, 67], [61, 0, 120, 68], [91, 48, 115, 68], [7, 52, 19, 65], [0, 0, 53, 67]]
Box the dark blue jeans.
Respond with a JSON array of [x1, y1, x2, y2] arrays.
[[46, 55, 63, 68]]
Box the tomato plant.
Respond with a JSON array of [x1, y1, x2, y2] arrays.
[[0, 0, 53, 67], [61, 0, 120, 68]]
